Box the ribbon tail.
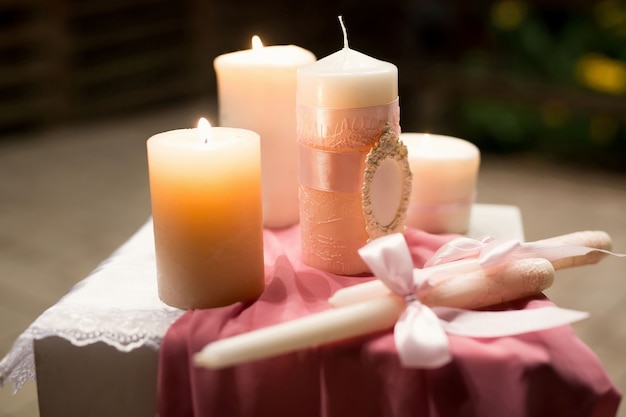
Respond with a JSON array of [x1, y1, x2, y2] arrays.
[[394, 303, 451, 368], [425, 237, 491, 267], [434, 306, 589, 338], [512, 243, 626, 263]]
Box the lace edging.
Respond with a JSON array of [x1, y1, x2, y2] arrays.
[[0, 305, 184, 393]]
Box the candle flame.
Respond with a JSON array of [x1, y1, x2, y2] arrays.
[[251, 35, 263, 50], [198, 117, 211, 143]]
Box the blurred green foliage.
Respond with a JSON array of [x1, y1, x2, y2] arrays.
[[451, 0, 626, 167]]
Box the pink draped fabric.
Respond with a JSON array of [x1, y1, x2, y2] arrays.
[[156, 225, 620, 417]]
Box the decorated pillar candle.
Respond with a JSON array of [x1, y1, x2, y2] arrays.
[[147, 118, 265, 309], [401, 133, 481, 234], [296, 21, 408, 275], [214, 36, 316, 229]]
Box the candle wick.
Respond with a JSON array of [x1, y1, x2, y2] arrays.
[[338, 15, 349, 49]]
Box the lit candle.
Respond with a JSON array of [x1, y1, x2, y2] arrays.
[[402, 133, 480, 234], [297, 17, 400, 275], [147, 118, 265, 309], [214, 36, 316, 229]]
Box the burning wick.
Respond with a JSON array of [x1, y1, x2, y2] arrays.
[[198, 117, 211, 144], [252, 35, 263, 50]]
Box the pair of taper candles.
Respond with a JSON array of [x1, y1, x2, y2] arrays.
[[194, 230, 612, 369]]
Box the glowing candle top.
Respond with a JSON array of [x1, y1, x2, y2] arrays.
[[214, 35, 316, 67]]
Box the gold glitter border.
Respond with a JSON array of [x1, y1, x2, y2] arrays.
[[362, 123, 412, 240]]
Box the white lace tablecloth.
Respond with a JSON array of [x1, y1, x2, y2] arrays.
[[0, 219, 184, 392]]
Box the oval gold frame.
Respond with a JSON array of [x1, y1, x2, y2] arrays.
[[362, 123, 412, 240]]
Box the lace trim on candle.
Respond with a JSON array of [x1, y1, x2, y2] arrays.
[[298, 184, 370, 275], [296, 99, 400, 149], [362, 123, 412, 240]]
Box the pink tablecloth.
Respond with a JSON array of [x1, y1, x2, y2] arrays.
[[156, 226, 620, 417]]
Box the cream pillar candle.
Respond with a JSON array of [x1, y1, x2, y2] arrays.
[[214, 36, 316, 229], [147, 118, 265, 309], [297, 20, 400, 275], [402, 133, 480, 234]]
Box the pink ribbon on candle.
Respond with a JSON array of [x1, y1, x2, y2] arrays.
[[297, 99, 401, 193], [358, 234, 593, 368], [298, 145, 367, 193]]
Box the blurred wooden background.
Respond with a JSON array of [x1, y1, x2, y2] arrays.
[[1, 0, 625, 168]]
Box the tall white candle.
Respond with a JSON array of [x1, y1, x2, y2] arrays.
[[147, 119, 265, 309], [402, 133, 480, 234], [296, 19, 400, 275], [214, 36, 316, 229]]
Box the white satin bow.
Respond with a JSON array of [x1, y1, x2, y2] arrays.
[[358, 234, 589, 368]]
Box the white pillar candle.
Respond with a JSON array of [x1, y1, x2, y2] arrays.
[[401, 133, 480, 234], [147, 118, 265, 309], [296, 20, 400, 275], [214, 36, 316, 229]]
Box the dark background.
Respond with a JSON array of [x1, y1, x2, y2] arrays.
[[2, 0, 625, 169]]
